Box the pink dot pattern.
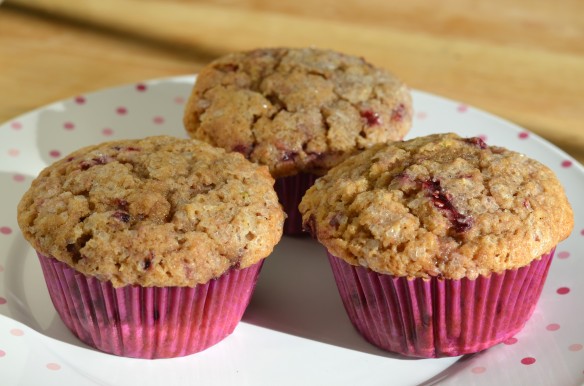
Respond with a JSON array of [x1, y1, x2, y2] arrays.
[[0, 297, 6, 305], [63, 122, 75, 130], [569, 344, 583, 352], [503, 337, 518, 345], [0, 226, 12, 235], [416, 111, 427, 120], [116, 107, 128, 115], [74, 96, 86, 104], [0, 350, 5, 357], [46, 363, 61, 371], [13, 174, 25, 182], [8, 149, 19, 157], [102, 128, 114, 136], [10, 329, 24, 336], [558, 251, 570, 259], [174, 96, 185, 104], [457, 104, 468, 112], [136, 84, 147, 92], [547, 323, 560, 331], [562, 160, 573, 168], [557, 287, 571, 295], [519, 132, 529, 139], [49, 150, 61, 158], [521, 357, 536, 365], [10, 121, 22, 130], [153, 116, 164, 125], [471, 366, 486, 374]]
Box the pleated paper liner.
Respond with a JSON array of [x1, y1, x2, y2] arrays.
[[38, 253, 263, 359], [327, 249, 555, 358], [274, 172, 318, 236]]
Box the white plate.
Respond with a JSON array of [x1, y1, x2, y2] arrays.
[[0, 76, 582, 386]]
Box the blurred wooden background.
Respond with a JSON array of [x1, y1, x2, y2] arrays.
[[1, 0, 583, 162]]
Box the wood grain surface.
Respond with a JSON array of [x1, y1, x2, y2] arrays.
[[1, 0, 583, 161]]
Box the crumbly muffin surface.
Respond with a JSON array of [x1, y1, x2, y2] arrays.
[[184, 47, 412, 178], [299, 133, 574, 280], [18, 136, 284, 287]]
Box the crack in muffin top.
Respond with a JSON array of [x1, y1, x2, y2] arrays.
[[299, 133, 574, 280], [17, 136, 285, 287], [184, 47, 412, 178]]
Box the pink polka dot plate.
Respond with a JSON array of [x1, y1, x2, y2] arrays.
[[0, 76, 582, 385]]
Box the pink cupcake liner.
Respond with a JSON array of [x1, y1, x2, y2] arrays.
[[37, 253, 263, 359], [274, 173, 319, 236], [327, 248, 555, 358]]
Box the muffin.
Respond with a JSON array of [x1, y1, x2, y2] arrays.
[[299, 133, 573, 357], [184, 47, 412, 234], [17, 136, 284, 359]]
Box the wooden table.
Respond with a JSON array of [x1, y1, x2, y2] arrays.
[[1, 0, 583, 162]]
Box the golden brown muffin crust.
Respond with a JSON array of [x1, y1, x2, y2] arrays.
[[18, 136, 284, 287], [299, 133, 574, 280], [184, 47, 412, 178]]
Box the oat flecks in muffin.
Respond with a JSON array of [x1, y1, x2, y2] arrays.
[[299, 133, 574, 280], [17, 136, 285, 287], [184, 47, 412, 178]]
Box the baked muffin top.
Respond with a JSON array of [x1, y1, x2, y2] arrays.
[[299, 133, 574, 280], [184, 47, 412, 178], [17, 136, 284, 287]]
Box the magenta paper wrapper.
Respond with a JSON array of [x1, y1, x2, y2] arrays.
[[327, 249, 555, 358], [37, 253, 263, 359], [274, 173, 319, 236]]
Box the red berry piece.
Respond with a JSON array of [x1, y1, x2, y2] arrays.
[[464, 137, 487, 149], [360, 109, 381, 126], [390, 103, 406, 123], [112, 211, 131, 223], [422, 178, 472, 232]]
